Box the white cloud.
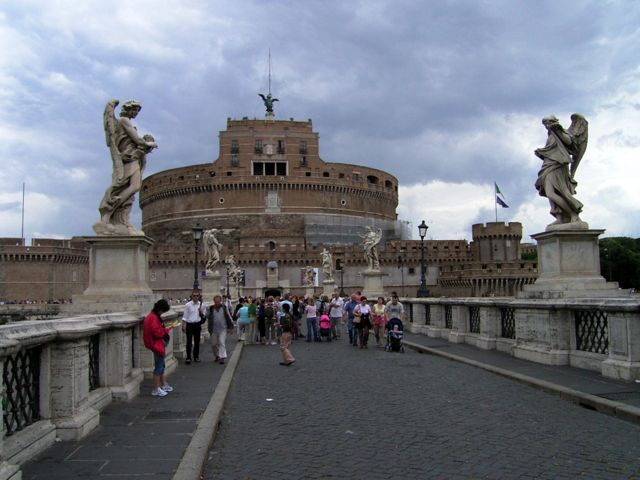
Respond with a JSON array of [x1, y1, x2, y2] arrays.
[[0, 191, 62, 242], [398, 181, 495, 240]]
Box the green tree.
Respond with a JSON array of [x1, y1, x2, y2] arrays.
[[599, 237, 640, 289]]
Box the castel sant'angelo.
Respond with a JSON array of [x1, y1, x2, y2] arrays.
[[137, 96, 537, 299], [0, 96, 538, 302]]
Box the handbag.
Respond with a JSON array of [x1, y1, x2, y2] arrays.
[[352, 311, 361, 324]]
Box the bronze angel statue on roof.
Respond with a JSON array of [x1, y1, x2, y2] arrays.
[[94, 99, 157, 236], [258, 93, 278, 114], [534, 113, 589, 230]]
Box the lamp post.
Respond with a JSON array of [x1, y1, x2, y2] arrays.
[[192, 224, 204, 291], [416, 220, 429, 297], [225, 264, 230, 297], [336, 258, 346, 297]]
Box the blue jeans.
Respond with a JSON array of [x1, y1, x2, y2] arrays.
[[347, 318, 357, 346], [153, 352, 165, 376], [306, 317, 318, 341]]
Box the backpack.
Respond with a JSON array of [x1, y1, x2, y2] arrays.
[[265, 304, 275, 320]]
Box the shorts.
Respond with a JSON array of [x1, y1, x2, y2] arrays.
[[153, 352, 165, 376], [373, 316, 386, 328]]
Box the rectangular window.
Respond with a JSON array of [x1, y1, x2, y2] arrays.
[[299, 141, 307, 154], [265, 162, 275, 175], [277, 140, 285, 154], [253, 161, 287, 176], [255, 139, 263, 154], [231, 139, 239, 154], [231, 154, 239, 166]]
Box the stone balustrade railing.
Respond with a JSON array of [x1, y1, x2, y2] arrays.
[[0, 307, 187, 477], [402, 296, 640, 382]]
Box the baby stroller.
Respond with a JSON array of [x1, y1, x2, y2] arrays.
[[318, 314, 332, 342], [385, 317, 404, 353]]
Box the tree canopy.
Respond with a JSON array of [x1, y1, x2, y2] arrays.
[[599, 237, 640, 290]]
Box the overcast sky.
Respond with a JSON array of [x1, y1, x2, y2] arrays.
[[1, 0, 638, 244]]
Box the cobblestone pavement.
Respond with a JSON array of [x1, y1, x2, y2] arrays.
[[205, 336, 640, 479]]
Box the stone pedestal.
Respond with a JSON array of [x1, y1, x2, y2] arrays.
[[201, 272, 222, 301], [519, 229, 624, 299], [72, 236, 158, 314], [305, 286, 315, 299], [322, 279, 336, 298], [362, 269, 384, 299]]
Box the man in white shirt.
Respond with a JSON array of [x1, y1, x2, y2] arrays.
[[328, 290, 344, 339], [182, 291, 206, 364]]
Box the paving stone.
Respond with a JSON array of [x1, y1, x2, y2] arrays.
[[204, 338, 640, 479]]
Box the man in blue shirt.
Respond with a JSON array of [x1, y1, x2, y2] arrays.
[[343, 294, 359, 347]]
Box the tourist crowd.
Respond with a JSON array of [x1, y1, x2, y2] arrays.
[[143, 289, 405, 397]]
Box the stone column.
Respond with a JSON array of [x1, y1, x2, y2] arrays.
[[104, 314, 144, 401], [71, 235, 159, 315], [321, 280, 336, 298], [426, 303, 446, 338], [362, 270, 384, 299], [512, 304, 571, 365], [201, 272, 221, 302], [520, 229, 625, 299], [476, 305, 499, 350], [49, 330, 100, 441], [448, 305, 468, 344], [602, 310, 640, 381]]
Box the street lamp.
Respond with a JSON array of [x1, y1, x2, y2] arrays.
[[336, 258, 346, 297], [417, 220, 429, 297], [225, 263, 230, 297], [192, 224, 204, 291]]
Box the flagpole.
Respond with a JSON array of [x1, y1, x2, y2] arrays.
[[21, 182, 25, 246], [494, 182, 498, 223]]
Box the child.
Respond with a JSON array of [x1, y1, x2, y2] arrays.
[[318, 313, 332, 342], [277, 303, 296, 366]]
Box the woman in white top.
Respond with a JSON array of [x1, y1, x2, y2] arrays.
[[304, 296, 319, 342], [353, 296, 372, 349]]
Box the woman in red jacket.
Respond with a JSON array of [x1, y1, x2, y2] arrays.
[[143, 299, 174, 397]]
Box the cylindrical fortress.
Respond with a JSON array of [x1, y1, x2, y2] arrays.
[[139, 117, 402, 296]]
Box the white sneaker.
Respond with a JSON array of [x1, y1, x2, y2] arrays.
[[152, 388, 167, 397], [161, 384, 173, 392]]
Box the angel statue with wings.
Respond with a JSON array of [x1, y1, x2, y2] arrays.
[[360, 227, 383, 271], [94, 99, 157, 236], [258, 93, 278, 114], [321, 248, 334, 282], [203, 228, 222, 274], [534, 113, 588, 230]]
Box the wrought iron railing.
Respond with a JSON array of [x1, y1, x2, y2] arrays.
[[469, 306, 480, 334], [500, 307, 515, 339], [88, 334, 100, 391], [3, 346, 41, 436], [408, 303, 414, 323], [444, 305, 452, 329], [424, 304, 431, 326], [575, 310, 608, 354]]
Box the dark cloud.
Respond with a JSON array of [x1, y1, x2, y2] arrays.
[[1, 0, 639, 240]]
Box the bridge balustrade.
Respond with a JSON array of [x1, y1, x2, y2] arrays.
[[402, 297, 640, 382], [0, 307, 184, 471]]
